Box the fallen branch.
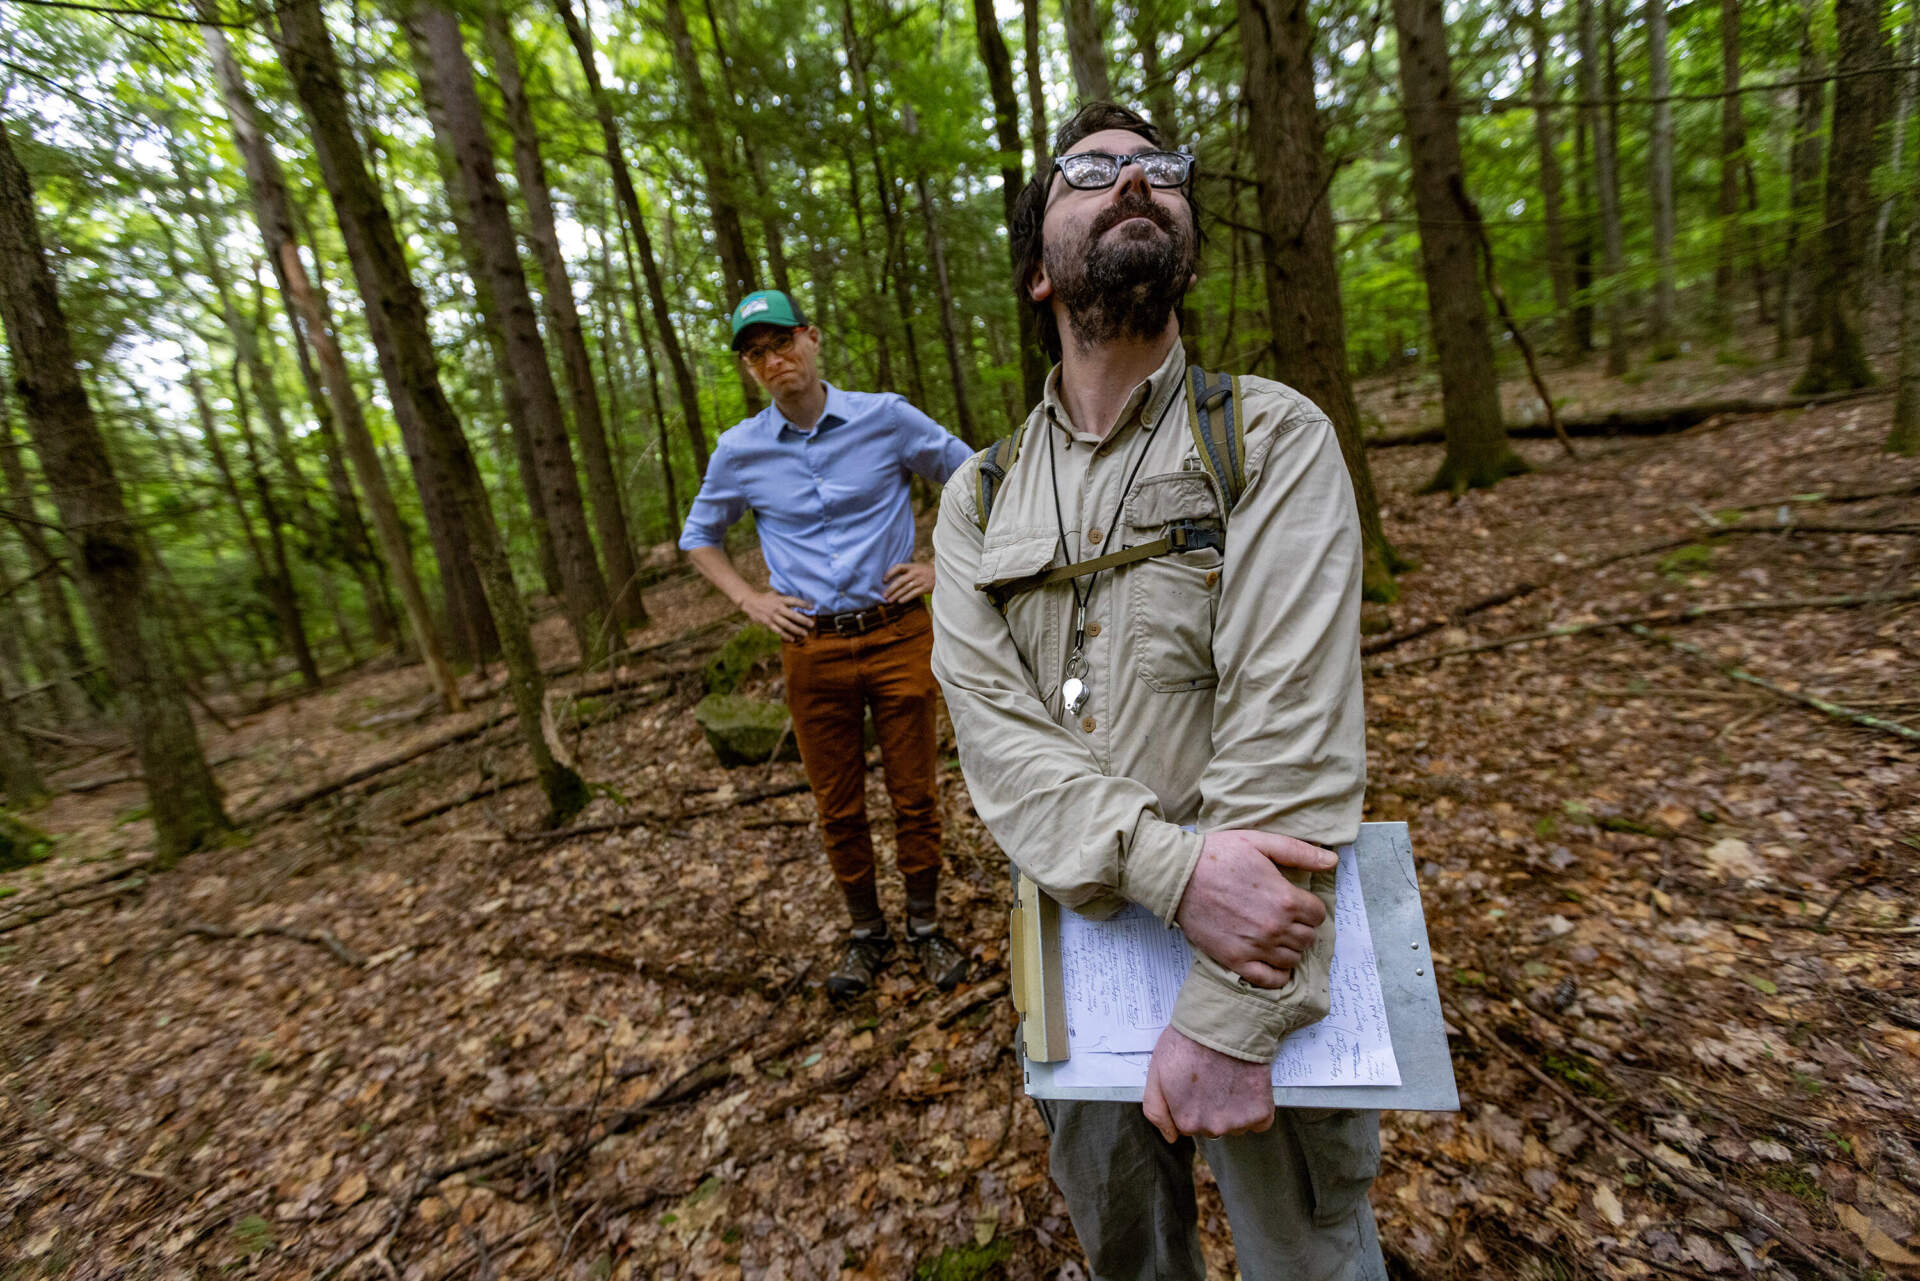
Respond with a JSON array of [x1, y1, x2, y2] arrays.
[[177, 920, 366, 966], [0, 873, 146, 937], [1362, 523, 1920, 657], [1627, 624, 1920, 744], [1454, 1009, 1850, 1281], [1368, 589, 1920, 674], [0, 1064, 180, 1188], [398, 775, 537, 827], [508, 780, 814, 846], [64, 753, 244, 795]]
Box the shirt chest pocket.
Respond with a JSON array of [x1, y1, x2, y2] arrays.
[[1124, 472, 1223, 693], [975, 532, 1063, 704]]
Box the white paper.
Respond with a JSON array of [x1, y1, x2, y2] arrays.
[[1050, 842, 1400, 1089]]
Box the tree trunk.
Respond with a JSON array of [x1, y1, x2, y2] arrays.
[[0, 665, 48, 807], [1390, 0, 1522, 493], [271, 0, 586, 823], [901, 109, 978, 447], [1870, 18, 1917, 281], [1893, 218, 1920, 454], [407, 2, 614, 667], [974, 0, 1047, 407], [1131, 0, 1179, 140], [1526, 0, 1574, 354], [1646, 0, 1676, 358], [838, 0, 928, 408], [230, 357, 325, 689], [1578, 0, 1628, 375], [701, 0, 793, 297], [1238, 0, 1405, 599], [1023, 0, 1049, 155], [0, 399, 94, 719], [482, 6, 646, 631], [1713, 0, 1744, 330], [555, 0, 710, 480], [1795, 0, 1890, 393], [1571, 112, 1595, 353], [0, 115, 230, 861], [1062, 0, 1112, 101], [1781, 0, 1825, 349]]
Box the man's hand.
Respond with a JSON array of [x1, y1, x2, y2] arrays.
[[739, 589, 816, 641], [1142, 1025, 1274, 1141], [1175, 830, 1335, 988], [882, 561, 935, 603]]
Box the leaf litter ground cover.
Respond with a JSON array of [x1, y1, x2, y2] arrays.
[[3, 347, 1917, 1279]]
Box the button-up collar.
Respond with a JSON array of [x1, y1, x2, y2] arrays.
[[773, 381, 852, 439], [1040, 339, 1189, 450]]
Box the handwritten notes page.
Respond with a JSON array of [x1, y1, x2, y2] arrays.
[[1046, 842, 1400, 1092]]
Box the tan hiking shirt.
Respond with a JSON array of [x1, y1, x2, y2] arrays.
[[929, 341, 1366, 1062]]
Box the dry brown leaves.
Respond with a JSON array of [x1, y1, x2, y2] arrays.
[[4, 344, 1918, 1279]]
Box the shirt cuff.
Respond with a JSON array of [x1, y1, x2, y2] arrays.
[[1168, 870, 1338, 1062], [677, 527, 722, 551], [1118, 820, 1205, 923]]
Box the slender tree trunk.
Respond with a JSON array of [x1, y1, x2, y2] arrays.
[[1796, 0, 1890, 393], [701, 0, 792, 296], [1131, 0, 1179, 140], [0, 399, 94, 719], [839, 137, 895, 391], [0, 663, 48, 806], [901, 109, 979, 446], [1527, 0, 1574, 354], [1571, 112, 1595, 353], [1646, 0, 1676, 358], [0, 115, 230, 861], [482, 6, 646, 632], [1870, 19, 1917, 281], [407, 2, 613, 667], [1062, 0, 1112, 101], [1023, 0, 1049, 155], [838, 0, 928, 407], [1713, 0, 1748, 334], [1238, 0, 1404, 598], [974, 0, 1047, 407], [555, 0, 710, 480], [1391, 0, 1522, 493], [1893, 217, 1920, 453], [1578, 0, 1628, 375], [271, 0, 585, 822], [1781, 0, 1825, 348]]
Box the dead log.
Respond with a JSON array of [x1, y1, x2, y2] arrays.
[[1366, 386, 1891, 449]]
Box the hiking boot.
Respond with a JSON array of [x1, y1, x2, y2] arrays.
[[910, 923, 970, 991], [826, 926, 894, 1000]]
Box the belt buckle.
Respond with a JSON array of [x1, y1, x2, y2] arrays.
[[833, 610, 866, 637]]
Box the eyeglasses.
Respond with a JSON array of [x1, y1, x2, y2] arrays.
[[1051, 149, 1195, 191], [739, 329, 801, 366]]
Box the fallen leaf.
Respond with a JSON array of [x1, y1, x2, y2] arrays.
[[1703, 838, 1762, 880], [332, 1171, 367, 1206], [974, 1208, 999, 1247], [1837, 1204, 1920, 1265], [1593, 1184, 1625, 1227]]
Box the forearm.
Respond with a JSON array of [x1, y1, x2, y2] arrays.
[[686, 544, 755, 607]]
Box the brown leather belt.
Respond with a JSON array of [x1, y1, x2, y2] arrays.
[[808, 597, 924, 638]]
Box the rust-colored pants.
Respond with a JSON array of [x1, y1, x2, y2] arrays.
[[780, 604, 942, 926]]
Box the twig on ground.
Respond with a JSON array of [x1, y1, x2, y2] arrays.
[[1627, 624, 1920, 744], [1454, 1008, 1851, 1281], [0, 1065, 180, 1188], [1367, 590, 1920, 675], [399, 775, 537, 827], [177, 921, 366, 967], [0, 873, 147, 937], [508, 780, 815, 846]]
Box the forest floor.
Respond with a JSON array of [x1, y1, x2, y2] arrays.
[[3, 333, 1919, 1281]]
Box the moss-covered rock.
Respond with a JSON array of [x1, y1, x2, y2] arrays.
[[692, 693, 801, 767], [0, 809, 53, 872], [912, 1238, 1012, 1281], [703, 624, 784, 696]]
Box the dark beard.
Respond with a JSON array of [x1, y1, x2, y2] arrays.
[[1044, 191, 1195, 351]]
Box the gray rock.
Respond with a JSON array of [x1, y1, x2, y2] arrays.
[[693, 693, 802, 767]]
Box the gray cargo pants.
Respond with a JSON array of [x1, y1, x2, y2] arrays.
[[1034, 1100, 1387, 1281]]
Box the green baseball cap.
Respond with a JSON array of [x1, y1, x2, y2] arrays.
[[728, 289, 808, 350]]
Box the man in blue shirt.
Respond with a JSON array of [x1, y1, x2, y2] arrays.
[[680, 289, 977, 998]]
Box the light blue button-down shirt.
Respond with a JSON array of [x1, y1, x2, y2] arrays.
[[678, 383, 975, 614]]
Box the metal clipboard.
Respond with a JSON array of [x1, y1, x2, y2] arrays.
[[1015, 822, 1459, 1111]]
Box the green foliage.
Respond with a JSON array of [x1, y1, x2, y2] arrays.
[[913, 1237, 1013, 1281], [0, 810, 54, 872], [1656, 544, 1715, 580]]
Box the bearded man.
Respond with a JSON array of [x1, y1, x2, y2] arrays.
[[929, 104, 1384, 1279]]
